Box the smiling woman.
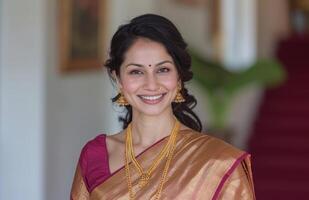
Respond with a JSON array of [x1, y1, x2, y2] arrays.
[[70, 14, 255, 200], [117, 38, 179, 117]]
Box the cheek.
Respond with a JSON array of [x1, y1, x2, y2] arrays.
[[121, 77, 142, 93], [123, 84, 138, 93], [119, 69, 140, 93], [159, 74, 178, 90], [163, 80, 178, 90]]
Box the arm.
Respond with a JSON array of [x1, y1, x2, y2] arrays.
[[70, 165, 90, 200], [217, 157, 255, 200]]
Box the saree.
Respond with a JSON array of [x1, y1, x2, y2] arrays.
[[71, 130, 255, 199]]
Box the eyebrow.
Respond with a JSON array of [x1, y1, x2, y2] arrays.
[[125, 60, 174, 68]]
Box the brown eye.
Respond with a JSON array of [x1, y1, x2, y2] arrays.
[[129, 69, 143, 75], [158, 67, 170, 73]]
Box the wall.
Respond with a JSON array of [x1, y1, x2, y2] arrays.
[[157, 0, 213, 57], [0, 0, 46, 199], [257, 0, 290, 58], [0, 0, 2, 193]]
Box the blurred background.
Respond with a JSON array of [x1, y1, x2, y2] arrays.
[[0, 0, 308, 199]]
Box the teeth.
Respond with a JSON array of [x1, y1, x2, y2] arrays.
[[140, 94, 163, 100]]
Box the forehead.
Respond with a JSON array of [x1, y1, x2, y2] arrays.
[[123, 38, 173, 64]]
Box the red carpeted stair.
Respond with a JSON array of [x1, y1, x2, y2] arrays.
[[248, 35, 309, 199]]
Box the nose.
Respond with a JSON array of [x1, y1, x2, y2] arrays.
[[144, 74, 160, 91]]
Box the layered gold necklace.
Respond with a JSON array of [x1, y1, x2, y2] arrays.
[[124, 119, 180, 200]]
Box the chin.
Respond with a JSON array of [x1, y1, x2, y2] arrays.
[[133, 104, 172, 117]]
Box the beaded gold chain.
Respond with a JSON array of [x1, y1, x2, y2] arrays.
[[127, 120, 179, 188], [124, 120, 180, 200]]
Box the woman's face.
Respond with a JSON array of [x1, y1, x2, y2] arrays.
[[117, 38, 179, 117]]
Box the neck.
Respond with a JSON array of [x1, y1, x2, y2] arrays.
[[130, 110, 176, 147]]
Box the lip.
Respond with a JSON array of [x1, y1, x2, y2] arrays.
[[137, 93, 166, 105]]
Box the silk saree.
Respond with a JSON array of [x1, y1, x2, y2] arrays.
[[71, 130, 255, 199]]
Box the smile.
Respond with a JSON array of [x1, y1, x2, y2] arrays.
[[138, 93, 166, 104], [140, 94, 164, 100]]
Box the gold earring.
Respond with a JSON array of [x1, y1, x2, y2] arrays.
[[116, 92, 129, 106], [174, 85, 185, 103]]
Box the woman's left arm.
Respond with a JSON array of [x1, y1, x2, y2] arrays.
[[70, 165, 90, 200], [217, 158, 256, 200]]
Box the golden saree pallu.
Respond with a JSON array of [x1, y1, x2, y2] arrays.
[[71, 130, 255, 200]]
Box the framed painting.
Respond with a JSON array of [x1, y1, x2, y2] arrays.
[[58, 0, 107, 73], [173, 0, 207, 6]]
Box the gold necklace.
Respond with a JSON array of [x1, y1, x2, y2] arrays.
[[127, 120, 179, 188], [125, 120, 180, 200]]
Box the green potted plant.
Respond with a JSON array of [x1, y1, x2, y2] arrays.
[[190, 51, 286, 141]]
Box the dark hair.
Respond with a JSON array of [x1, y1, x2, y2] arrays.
[[104, 14, 202, 132]]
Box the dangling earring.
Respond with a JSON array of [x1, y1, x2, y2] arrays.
[[116, 92, 129, 106], [174, 84, 185, 103]]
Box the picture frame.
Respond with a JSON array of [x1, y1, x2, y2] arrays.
[[58, 0, 107, 73], [173, 0, 207, 6]]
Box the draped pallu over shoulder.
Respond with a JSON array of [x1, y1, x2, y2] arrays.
[[71, 131, 255, 200]]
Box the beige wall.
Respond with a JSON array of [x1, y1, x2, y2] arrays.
[[158, 0, 214, 57], [0, 0, 47, 199], [257, 0, 290, 58]]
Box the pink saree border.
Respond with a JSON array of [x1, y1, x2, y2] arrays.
[[211, 152, 249, 200]]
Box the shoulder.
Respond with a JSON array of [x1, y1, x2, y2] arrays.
[[178, 129, 247, 160], [78, 134, 107, 171], [77, 134, 111, 191], [177, 130, 254, 198], [80, 134, 106, 155]]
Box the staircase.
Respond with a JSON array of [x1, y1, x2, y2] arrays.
[[248, 35, 309, 199]]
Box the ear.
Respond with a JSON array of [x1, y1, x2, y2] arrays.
[[112, 71, 123, 90]]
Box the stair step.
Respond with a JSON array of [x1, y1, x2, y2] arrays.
[[258, 110, 309, 119], [253, 168, 309, 182], [254, 115, 309, 123], [259, 100, 309, 114], [254, 180, 309, 192], [278, 51, 309, 60], [254, 180, 309, 200], [250, 145, 309, 154], [263, 94, 309, 102], [280, 62, 309, 70], [266, 84, 309, 93], [283, 69, 309, 78], [251, 151, 309, 163], [260, 100, 309, 112], [250, 127, 309, 136], [254, 117, 309, 130], [264, 89, 309, 99], [250, 134, 309, 153], [252, 126, 309, 137], [278, 53, 309, 62]]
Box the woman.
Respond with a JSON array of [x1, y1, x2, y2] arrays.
[[71, 14, 255, 200]]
